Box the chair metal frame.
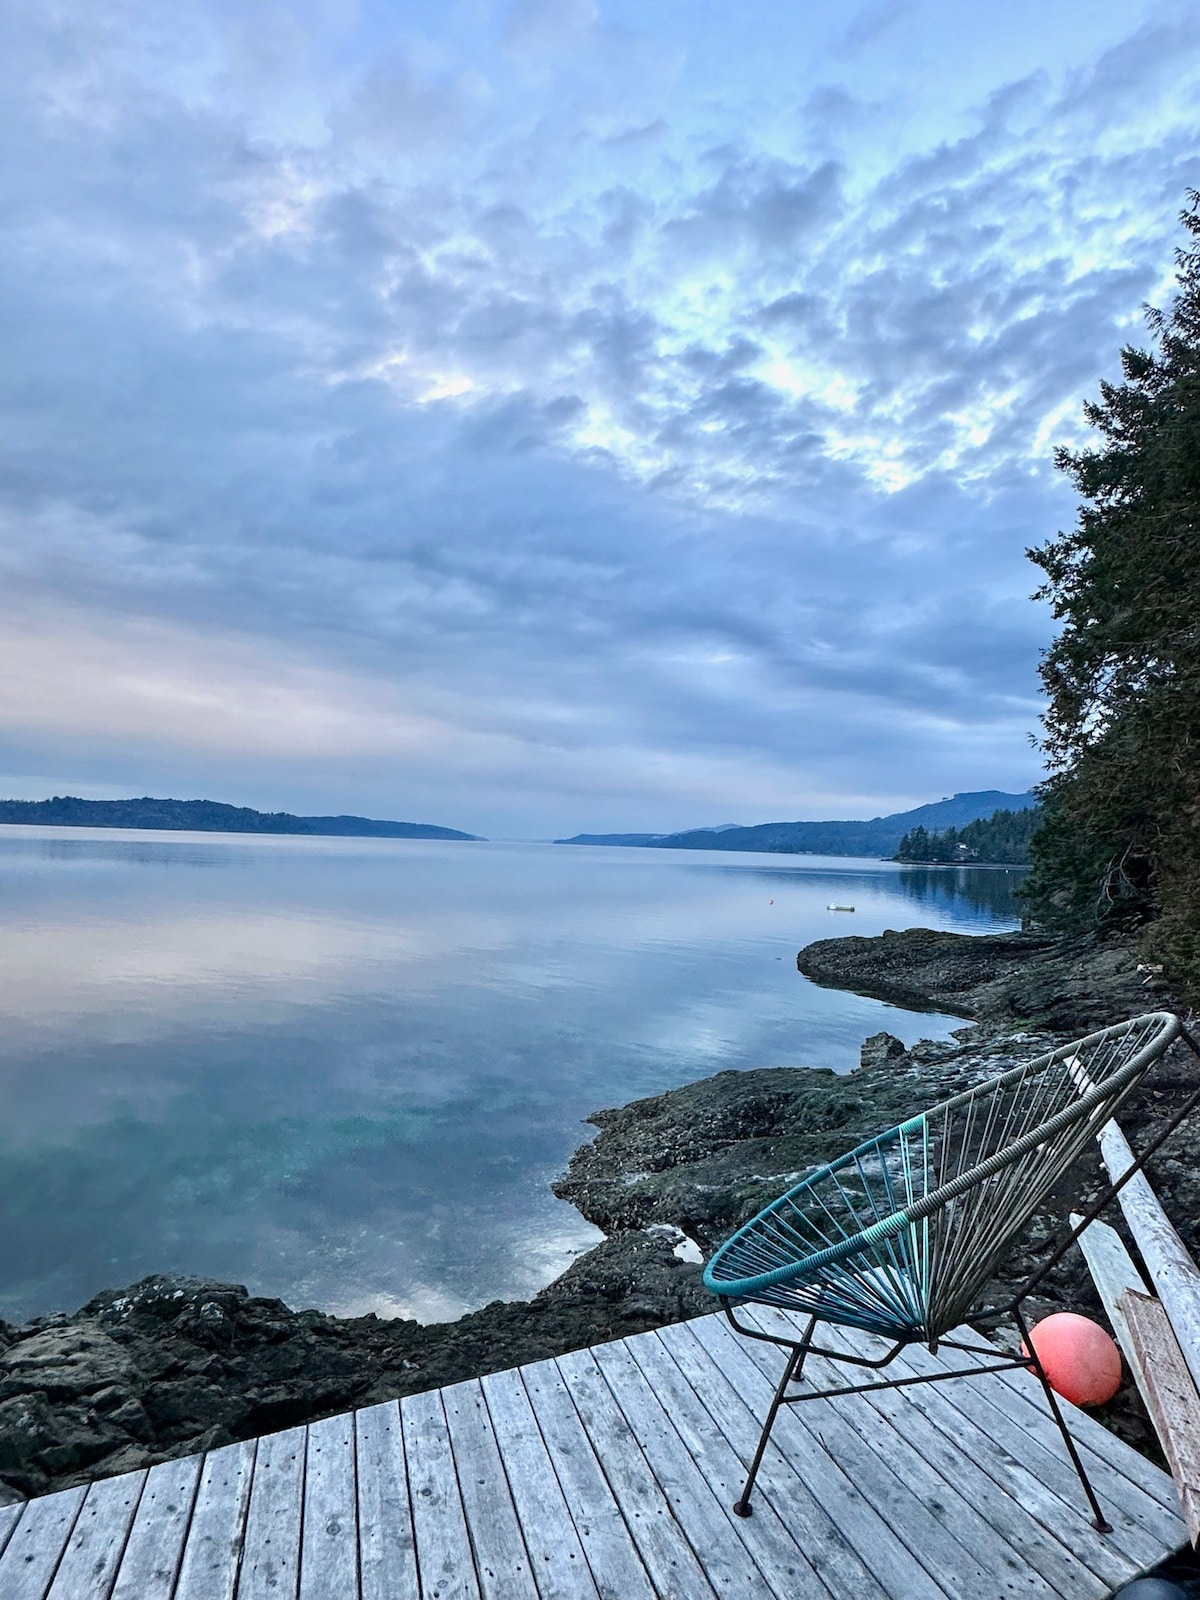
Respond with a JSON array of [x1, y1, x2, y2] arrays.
[[705, 1013, 1200, 1530]]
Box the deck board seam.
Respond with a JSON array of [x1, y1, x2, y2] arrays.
[[293, 1424, 311, 1600], [465, 1378, 540, 1598], [395, 1402, 422, 1600], [0, 1502, 24, 1566], [39, 1488, 89, 1600], [688, 1314, 959, 1600], [231, 1435, 260, 1599], [822, 1325, 1138, 1590], [627, 1327, 836, 1600], [435, 1387, 484, 1597], [100, 1469, 150, 1600], [350, 1405, 364, 1600], [650, 1322, 907, 1600], [591, 1333, 787, 1600]]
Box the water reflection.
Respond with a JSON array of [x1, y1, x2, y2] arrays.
[[894, 864, 1026, 923], [0, 831, 1021, 1324]]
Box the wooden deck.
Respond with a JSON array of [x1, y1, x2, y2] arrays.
[[0, 1307, 1185, 1599]]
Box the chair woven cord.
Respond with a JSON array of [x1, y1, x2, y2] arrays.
[[703, 1012, 1181, 1341]]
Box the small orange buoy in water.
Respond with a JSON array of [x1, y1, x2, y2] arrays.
[[1022, 1313, 1122, 1406]]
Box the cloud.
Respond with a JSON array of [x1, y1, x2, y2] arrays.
[[0, 1, 1195, 831]]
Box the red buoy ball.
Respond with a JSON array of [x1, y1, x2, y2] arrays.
[[1022, 1313, 1122, 1407]]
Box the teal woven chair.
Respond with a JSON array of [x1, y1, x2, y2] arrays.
[[703, 1010, 1198, 1529]]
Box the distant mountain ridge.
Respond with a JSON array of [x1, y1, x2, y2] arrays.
[[0, 796, 481, 841], [556, 791, 1038, 856]]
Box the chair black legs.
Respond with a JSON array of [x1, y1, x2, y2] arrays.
[[733, 1315, 816, 1516], [728, 1305, 1112, 1533], [1011, 1302, 1111, 1532]]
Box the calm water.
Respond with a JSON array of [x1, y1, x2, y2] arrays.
[[0, 829, 1024, 1325]]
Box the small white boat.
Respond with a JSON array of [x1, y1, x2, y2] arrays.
[[827, 904, 855, 912]]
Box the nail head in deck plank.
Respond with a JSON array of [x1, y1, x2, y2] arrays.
[[45, 1471, 146, 1600], [236, 1425, 306, 1600], [111, 1455, 203, 1600], [479, 1364, 598, 1600], [300, 1412, 359, 1600], [0, 1486, 86, 1600], [597, 1332, 818, 1600], [687, 1316, 950, 1600], [355, 1402, 419, 1600], [441, 1378, 538, 1600], [555, 1345, 721, 1600], [816, 1324, 1128, 1596], [520, 1360, 657, 1600], [638, 1326, 889, 1600], [174, 1440, 257, 1600], [402, 1385, 481, 1600]]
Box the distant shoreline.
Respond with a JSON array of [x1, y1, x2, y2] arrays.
[[0, 796, 481, 842]]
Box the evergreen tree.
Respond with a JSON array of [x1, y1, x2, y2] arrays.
[[1024, 195, 1200, 993]]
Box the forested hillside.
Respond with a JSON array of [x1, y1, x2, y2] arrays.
[[0, 797, 480, 840], [897, 806, 1040, 863], [1024, 195, 1200, 998]]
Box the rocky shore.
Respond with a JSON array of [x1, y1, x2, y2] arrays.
[[3, 924, 1198, 1560]]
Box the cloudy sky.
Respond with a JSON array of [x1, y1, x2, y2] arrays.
[[2, 0, 1197, 836]]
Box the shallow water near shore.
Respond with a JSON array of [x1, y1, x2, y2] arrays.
[[0, 828, 1024, 1325]]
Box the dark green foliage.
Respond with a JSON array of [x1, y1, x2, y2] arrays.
[[897, 807, 1040, 864], [0, 796, 480, 840], [1024, 195, 1200, 994]]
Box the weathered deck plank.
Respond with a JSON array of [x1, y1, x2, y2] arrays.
[[520, 1357, 657, 1600], [236, 1423, 306, 1600], [712, 1319, 998, 1600], [0, 1499, 25, 1561], [45, 1470, 145, 1600], [815, 1323, 1125, 1596], [110, 1456, 203, 1600], [643, 1324, 893, 1600], [173, 1439, 256, 1600], [687, 1316, 951, 1600], [355, 1401, 419, 1600], [402, 1384, 481, 1600], [556, 1345, 721, 1600], [592, 1334, 786, 1598], [0, 1487, 86, 1600], [480, 1364, 599, 1600], [441, 1377, 538, 1600], [834, 1323, 1162, 1585], [1, 1308, 1186, 1600], [299, 1411, 358, 1600]]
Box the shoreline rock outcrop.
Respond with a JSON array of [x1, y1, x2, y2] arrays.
[[2, 923, 1197, 1564]]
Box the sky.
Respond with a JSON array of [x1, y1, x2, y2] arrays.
[[1, 0, 1197, 837]]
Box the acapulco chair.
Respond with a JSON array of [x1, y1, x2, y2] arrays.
[[702, 1010, 1200, 1530]]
